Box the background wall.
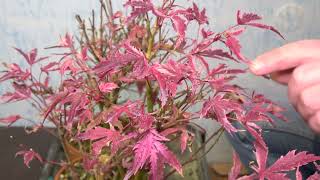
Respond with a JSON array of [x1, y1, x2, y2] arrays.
[[0, 0, 319, 163]]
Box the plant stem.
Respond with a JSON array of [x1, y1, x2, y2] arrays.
[[134, 171, 148, 180], [145, 16, 155, 113], [196, 128, 224, 160], [191, 127, 223, 158], [146, 80, 153, 113], [164, 127, 224, 179], [76, 15, 101, 61]]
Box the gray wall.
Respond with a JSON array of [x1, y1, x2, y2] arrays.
[[0, 0, 319, 163]]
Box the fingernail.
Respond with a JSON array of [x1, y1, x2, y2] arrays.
[[249, 61, 262, 74]]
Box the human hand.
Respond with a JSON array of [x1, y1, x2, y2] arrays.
[[249, 40, 320, 133]]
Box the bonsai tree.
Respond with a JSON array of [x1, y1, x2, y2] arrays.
[[1, 0, 319, 179]]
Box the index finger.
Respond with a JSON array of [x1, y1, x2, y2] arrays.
[[249, 40, 320, 75]]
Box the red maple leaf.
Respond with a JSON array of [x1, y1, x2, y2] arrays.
[[237, 10, 284, 39], [201, 94, 242, 133], [16, 149, 43, 168], [0, 115, 21, 126], [160, 127, 189, 153], [0, 63, 30, 82], [249, 141, 320, 180], [13, 47, 48, 65], [192, 3, 208, 24], [58, 33, 73, 47], [225, 35, 247, 62], [78, 127, 122, 155], [171, 15, 187, 48], [1, 83, 31, 103], [151, 60, 190, 106], [198, 49, 236, 61], [125, 0, 166, 22], [98, 82, 119, 93], [124, 129, 182, 180]]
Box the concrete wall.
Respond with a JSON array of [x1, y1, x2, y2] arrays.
[[0, 0, 319, 163]]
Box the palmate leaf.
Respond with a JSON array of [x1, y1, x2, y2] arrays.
[[171, 15, 187, 48], [94, 43, 149, 78], [198, 49, 236, 61], [98, 82, 119, 93], [60, 92, 89, 130], [267, 151, 320, 174], [124, 129, 182, 180], [236, 11, 262, 24], [1, 83, 31, 103], [225, 35, 247, 62], [151, 60, 190, 106], [191, 2, 208, 25], [160, 127, 189, 153], [13, 47, 48, 65], [237, 10, 284, 39], [125, 0, 166, 22], [78, 127, 122, 155], [0, 115, 21, 126], [250, 140, 320, 180], [201, 95, 242, 133], [0, 63, 30, 82], [16, 149, 43, 168], [13, 48, 37, 65]]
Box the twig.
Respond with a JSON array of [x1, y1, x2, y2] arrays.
[[75, 15, 101, 61]]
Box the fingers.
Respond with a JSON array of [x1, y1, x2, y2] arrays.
[[249, 40, 320, 75], [270, 69, 293, 85], [295, 84, 320, 132], [288, 62, 320, 106]]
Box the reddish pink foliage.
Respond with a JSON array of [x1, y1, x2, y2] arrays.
[[190, 3, 208, 24], [171, 15, 187, 48], [83, 156, 98, 171], [13, 48, 37, 65], [229, 152, 242, 180], [99, 82, 118, 93], [0, 63, 30, 82], [199, 49, 236, 61], [160, 127, 189, 153], [15, 149, 43, 168], [237, 10, 284, 39], [78, 127, 122, 154], [124, 129, 182, 180], [0, 115, 21, 125], [201, 95, 242, 133], [201, 28, 214, 38], [1, 1, 319, 179], [1, 83, 31, 103], [151, 60, 192, 106], [225, 35, 247, 62], [250, 141, 320, 180], [237, 11, 262, 24], [77, 46, 89, 61], [59, 33, 73, 47], [59, 58, 79, 75], [41, 62, 59, 73]]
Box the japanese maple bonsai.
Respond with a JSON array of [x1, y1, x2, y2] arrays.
[[1, 0, 320, 179]]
